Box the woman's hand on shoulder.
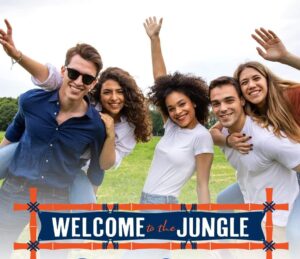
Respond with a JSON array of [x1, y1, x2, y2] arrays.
[[227, 132, 252, 154]]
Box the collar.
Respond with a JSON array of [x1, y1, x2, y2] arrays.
[[48, 90, 94, 119]]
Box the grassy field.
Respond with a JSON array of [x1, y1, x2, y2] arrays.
[[98, 136, 235, 203], [1, 132, 236, 259], [0, 132, 235, 202]]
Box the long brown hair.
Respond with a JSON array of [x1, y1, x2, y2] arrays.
[[92, 67, 152, 142], [234, 61, 300, 142]]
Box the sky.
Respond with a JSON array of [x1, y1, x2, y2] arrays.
[[0, 0, 300, 97]]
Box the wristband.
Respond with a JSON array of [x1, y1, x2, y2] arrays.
[[11, 51, 23, 69]]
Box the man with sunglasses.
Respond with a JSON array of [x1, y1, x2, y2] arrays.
[[0, 19, 106, 259]]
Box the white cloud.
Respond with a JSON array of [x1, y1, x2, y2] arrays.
[[0, 0, 299, 97]]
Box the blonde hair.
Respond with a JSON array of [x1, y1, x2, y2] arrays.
[[234, 61, 300, 143]]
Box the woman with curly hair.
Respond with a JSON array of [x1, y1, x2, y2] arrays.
[[120, 16, 213, 259], [0, 20, 152, 203], [91, 66, 152, 168], [141, 17, 213, 205]]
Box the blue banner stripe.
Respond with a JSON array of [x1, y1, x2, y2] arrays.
[[38, 211, 265, 241]]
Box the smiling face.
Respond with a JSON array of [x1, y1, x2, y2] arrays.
[[100, 79, 125, 119], [210, 84, 246, 132], [165, 91, 198, 129], [60, 54, 97, 102], [239, 67, 268, 109]]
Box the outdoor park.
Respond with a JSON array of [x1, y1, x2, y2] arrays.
[[0, 131, 236, 203], [0, 131, 238, 259]]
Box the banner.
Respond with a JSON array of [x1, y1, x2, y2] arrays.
[[13, 188, 289, 259]]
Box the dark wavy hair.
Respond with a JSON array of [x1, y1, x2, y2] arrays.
[[91, 67, 152, 142], [148, 72, 210, 125]]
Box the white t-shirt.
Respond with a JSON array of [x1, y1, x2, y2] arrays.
[[143, 119, 214, 198], [31, 64, 136, 168], [222, 116, 300, 226]]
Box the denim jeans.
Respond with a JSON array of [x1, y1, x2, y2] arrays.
[[0, 176, 69, 259], [0, 142, 19, 178], [69, 170, 96, 204], [217, 182, 300, 259], [0, 142, 96, 204], [140, 192, 178, 204]]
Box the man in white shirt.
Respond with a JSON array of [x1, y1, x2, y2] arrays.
[[209, 76, 300, 258]]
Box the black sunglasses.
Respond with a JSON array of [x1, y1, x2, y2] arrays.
[[65, 67, 96, 85]]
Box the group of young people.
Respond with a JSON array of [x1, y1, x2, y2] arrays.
[[0, 16, 299, 259]]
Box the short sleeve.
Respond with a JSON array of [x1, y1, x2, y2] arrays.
[[193, 128, 214, 156], [113, 121, 136, 169], [260, 135, 300, 170]]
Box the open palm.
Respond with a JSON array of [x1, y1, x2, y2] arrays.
[[252, 27, 288, 62], [143, 17, 163, 39]]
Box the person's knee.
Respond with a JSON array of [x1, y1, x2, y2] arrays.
[[216, 191, 228, 204]]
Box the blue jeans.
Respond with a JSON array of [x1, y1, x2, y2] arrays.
[[0, 142, 19, 178], [216, 183, 244, 204], [69, 170, 96, 204], [217, 182, 300, 259], [0, 142, 96, 204], [0, 176, 69, 259], [140, 192, 178, 204]]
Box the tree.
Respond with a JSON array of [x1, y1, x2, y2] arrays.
[[206, 110, 218, 129], [0, 97, 18, 131], [150, 109, 164, 136]]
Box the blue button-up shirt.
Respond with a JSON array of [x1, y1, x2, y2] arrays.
[[5, 89, 106, 188]]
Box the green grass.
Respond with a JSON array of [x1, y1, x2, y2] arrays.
[[0, 133, 236, 203], [98, 137, 235, 203], [1, 132, 236, 258], [0, 131, 4, 141]]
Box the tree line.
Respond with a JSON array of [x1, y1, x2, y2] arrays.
[[0, 97, 216, 135], [0, 97, 18, 131]]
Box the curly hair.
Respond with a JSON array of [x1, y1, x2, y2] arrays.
[[148, 72, 210, 125], [91, 67, 152, 142], [234, 61, 300, 143]]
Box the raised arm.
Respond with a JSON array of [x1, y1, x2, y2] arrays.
[[0, 19, 49, 82], [144, 17, 166, 80], [252, 27, 300, 70]]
